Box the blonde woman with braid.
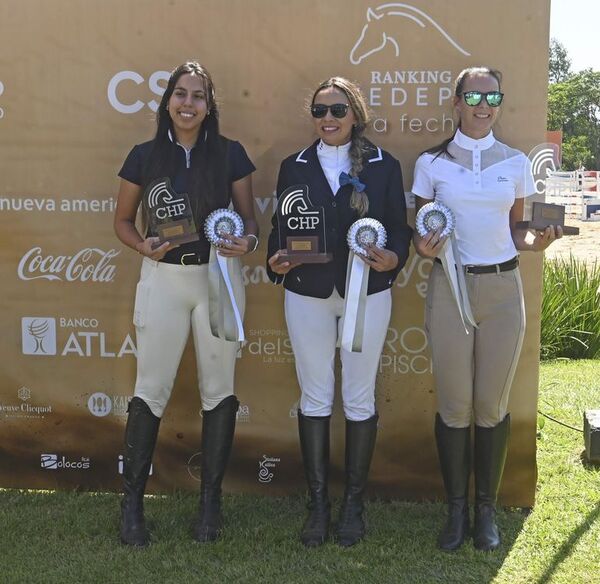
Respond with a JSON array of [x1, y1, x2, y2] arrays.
[[267, 77, 412, 547]]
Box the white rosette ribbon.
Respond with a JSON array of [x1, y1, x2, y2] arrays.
[[341, 218, 387, 352], [205, 209, 246, 342], [416, 202, 477, 333]]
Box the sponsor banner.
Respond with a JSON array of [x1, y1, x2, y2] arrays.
[[0, 0, 549, 505]]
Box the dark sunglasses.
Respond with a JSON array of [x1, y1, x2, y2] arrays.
[[461, 91, 504, 107], [310, 103, 350, 118]]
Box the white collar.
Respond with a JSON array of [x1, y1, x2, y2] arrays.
[[453, 128, 495, 151], [317, 139, 351, 157]]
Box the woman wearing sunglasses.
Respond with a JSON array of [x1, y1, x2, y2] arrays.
[[266, 77, 412, 548], [412, 66, 562, 552]]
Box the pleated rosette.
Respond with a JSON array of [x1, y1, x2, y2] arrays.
[[341, 218, 387, 352], [416, 201, 476, 332], [204, 209, 246, 342]]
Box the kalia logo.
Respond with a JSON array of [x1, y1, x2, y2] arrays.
[[88, 392, 129, 417]]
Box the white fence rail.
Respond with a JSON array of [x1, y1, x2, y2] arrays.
[[545, 170, 600, 218]]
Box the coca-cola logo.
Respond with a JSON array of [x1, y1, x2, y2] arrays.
[[17, 247, 120, 282]]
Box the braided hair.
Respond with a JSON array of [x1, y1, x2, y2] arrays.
[[311, 77, 370, 217]]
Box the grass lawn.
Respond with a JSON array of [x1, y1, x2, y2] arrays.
[[1, 360, 599, 584]]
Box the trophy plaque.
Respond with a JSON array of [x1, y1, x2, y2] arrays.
[[516, 202, 579, 235], [276, 184, 333, 263], [145, 177, 199, 245]]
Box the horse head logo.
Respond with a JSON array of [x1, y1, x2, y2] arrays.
[[350, 3, 471, 65]]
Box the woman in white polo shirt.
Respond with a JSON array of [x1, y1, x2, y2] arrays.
[[412, 66, 562, 552]]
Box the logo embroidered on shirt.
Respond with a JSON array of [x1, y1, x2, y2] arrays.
[[497, 176, 509, 182]]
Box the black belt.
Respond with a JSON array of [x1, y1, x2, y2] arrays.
[[160, 252, 206, 266], [435, 256, 518, 274]]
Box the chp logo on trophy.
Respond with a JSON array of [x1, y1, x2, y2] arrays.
[[145, 178, 199, 245], [277, 185, 332, 263]]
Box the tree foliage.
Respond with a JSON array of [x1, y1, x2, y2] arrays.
[[549, 39, 572, 83], [547, 41, 600, 170]]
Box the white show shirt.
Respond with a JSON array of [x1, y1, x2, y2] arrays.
[[411, 129, 535, 265], [317, 139, 351, 195]]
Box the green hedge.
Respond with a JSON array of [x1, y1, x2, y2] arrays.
[[540, 255, 600, 359]]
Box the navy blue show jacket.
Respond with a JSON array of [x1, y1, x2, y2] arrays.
[[266, 139, 412, 298]]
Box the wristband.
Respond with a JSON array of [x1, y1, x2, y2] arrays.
[[246, 234, 259, 253]]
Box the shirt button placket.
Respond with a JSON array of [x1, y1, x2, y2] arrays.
[[474, 146, 481, 188]]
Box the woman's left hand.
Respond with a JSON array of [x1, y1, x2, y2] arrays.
[[217, 234, 256, 257], [531, 224, 563, 251], [360, 245, 399, 272]]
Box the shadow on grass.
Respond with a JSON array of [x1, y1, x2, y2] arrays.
[[579, 450, 600, 470], [534, 500, 600, 584], [358, 500, 527, 584], [0, 490, 529, 584]]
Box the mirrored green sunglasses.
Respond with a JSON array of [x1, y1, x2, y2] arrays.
[[461, 91, 504, 107]]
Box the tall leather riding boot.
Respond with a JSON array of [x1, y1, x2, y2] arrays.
[[193, 395, 239, 543], [435, 413, 471, 551], [473, 414, 510, 551], [335, 414, 378, 547], [120, 397, 161, 547], [298, 411, 331, 547]]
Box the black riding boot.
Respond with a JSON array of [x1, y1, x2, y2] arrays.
[[298, 411, 331, 547], [193, 395, 239, 543], [335, 414, 378, 547], [435, 413, 471, 551], [473, 414, 510, 551], [120, 397, 161, 547]]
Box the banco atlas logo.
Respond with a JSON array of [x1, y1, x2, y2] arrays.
[[350, 4, 470, 65], [21, 317, 57, 356]]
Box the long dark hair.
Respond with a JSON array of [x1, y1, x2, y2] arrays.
[[311, 77, 370, 217], [142, 61, 228, 226], [424, 66, 503, 159]]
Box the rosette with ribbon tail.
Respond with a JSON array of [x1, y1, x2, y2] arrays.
[[416, 201, 477, 333], [341, 218, 387, 352], [204, 209, 246, 342]]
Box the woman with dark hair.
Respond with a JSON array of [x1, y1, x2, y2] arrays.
[[114, 61, 257, 546], [267, 77, 412, 547], [412, 66, 561, 552]]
